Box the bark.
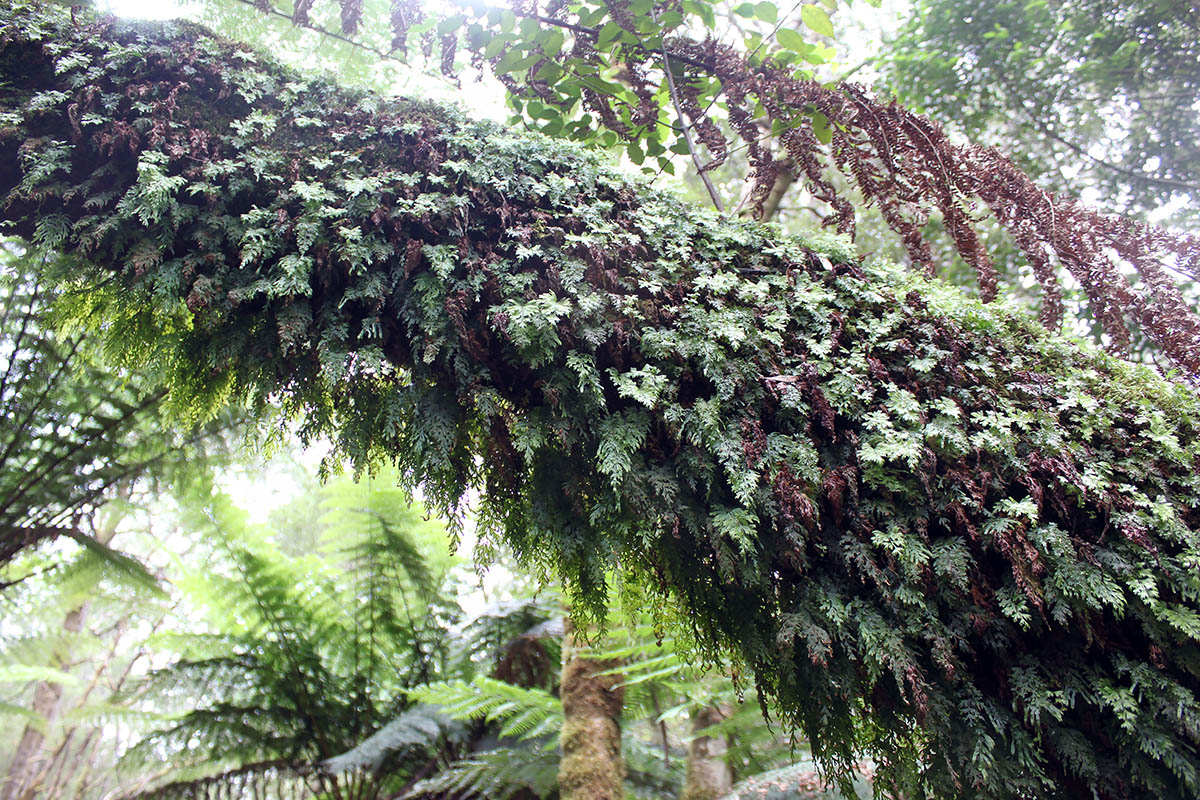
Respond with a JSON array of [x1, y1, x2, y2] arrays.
[[681, 704, 733, 800], [0, 605, 86, 800], [557, 620, 624, 800]]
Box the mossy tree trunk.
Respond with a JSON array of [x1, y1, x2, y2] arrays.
[[558, 619, 624, 800], [681, 704, 733, 800]]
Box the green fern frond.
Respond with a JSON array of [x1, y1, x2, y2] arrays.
[[404, 745, 559, 800], [324, 704, 464, 774], [409, 677, 563, 743]]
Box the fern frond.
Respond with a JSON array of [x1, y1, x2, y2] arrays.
[[409, 678, 562, 743], [324, 704, 463, 774], [404, 745, 559, 800]]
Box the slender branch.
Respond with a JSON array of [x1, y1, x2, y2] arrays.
[[652, 7, 724, 212]]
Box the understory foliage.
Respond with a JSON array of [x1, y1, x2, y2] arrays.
[[118, 474, 464, 799], [0, 247, 217, 565], [886, 0, 1200, 228], [1, 4, 1199, 797]]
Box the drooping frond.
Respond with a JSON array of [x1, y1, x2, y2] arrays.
[[410, 678, 562, 744], [324, 704, 464, 774], [404, 745, 560, 800]]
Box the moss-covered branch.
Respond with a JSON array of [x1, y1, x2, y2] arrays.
[[2, 3, 1199, 797]]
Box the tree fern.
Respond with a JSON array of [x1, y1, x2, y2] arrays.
[[410, 677, 563, 744], [404, 746, 560, 800], [119, 470, 467, 798], [323, 705, 464, 774]]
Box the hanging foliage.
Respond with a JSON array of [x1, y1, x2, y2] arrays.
[[1, 4, 1199, 798]]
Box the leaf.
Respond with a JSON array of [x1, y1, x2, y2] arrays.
[[598, 21, 625, 47], [733, 2, 757, 16], [801, 4, 834, 38], [493, 46, 527, 75], [754, 1, 778, 23], [539, 29, 564, 58], [627, 140, 645, 165], [436, 14, 465, 36], [811, 111, 833, 144], [775, 28, 807, 52]]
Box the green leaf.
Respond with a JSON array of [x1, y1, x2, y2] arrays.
[[775, 28, 807, 52], [482, 34, 510, 59], [811, 111, 833, 144], [733, 2, 757, 17], [627, 140, 645, 165], [801, 5, 834, 38], [754, 1, 778, 23], [598, 21, 625, 47], [436, 14, 465, 36], [493, 46, 527, 75], [539, 29, 564, 58], [535, 60, 564, 83]]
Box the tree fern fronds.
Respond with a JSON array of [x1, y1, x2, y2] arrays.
[[0, 663, 83, 687], [0, 698, 48, 731], [409, 678, 563, 744], [403, 745, 559, 800], [60, 527, 162, 594], [117, 758, 307, 800], [323, 704, 464, 773]]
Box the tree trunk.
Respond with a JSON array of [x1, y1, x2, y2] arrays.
[[1, 512, 121, 800], [557, 619, 624, 800], [0, 604, 86, 800], [681, 704, 733, 800]]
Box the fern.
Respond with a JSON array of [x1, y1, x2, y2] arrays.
[[404, 746, 560, 800], [411, 677, 563, 743], [324, 705, 464, 773]]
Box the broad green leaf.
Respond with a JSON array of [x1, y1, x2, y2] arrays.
[[539, 29, 564, 58], [755, 2, 779, 23], [801, 4, 834, 38], [775, 28, 807, 52], [493, 46, 527, 75], [627, 140, 645, 165], [598, 21, 625, 47], [812, 111, 833, 144], [436, 14, 465, 36], [483, 34, 509, 59]]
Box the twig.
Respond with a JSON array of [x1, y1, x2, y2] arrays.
[[652, 6, 724, 212]]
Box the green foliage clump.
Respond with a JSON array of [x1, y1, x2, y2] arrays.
[[1, 3, 1200, 797]]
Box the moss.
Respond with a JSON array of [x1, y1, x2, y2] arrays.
[[558, 624, 625, 800]]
